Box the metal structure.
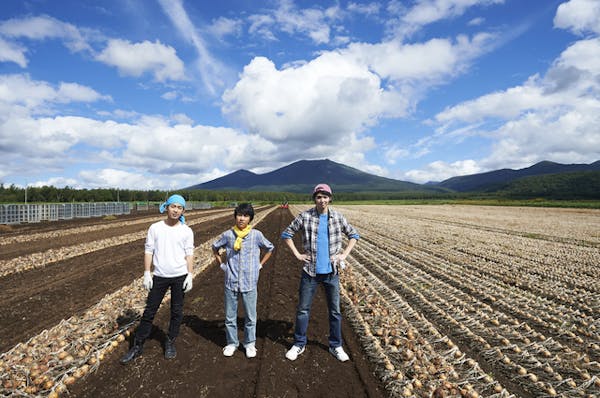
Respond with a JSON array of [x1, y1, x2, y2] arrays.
[[0, 202, 131, 224]]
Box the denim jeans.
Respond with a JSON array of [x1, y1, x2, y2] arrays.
[[293, 271, 342, 348], [224, 287, 257, 347], [135, 274, 186, 342]]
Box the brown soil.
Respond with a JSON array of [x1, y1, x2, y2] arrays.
[[2, 207, 386, 398]]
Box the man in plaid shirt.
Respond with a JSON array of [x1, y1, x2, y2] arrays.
[[281, 183, 359, 362]]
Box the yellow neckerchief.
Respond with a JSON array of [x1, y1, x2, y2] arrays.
[[233, 225, 252, 251]]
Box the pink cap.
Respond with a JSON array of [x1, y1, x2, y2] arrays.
[[312, 183, 332, 197]]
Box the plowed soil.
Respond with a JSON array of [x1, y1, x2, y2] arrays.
[[1, 207, 385, 398]]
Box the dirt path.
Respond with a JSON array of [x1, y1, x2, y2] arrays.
[[68, 208, 385, 398]]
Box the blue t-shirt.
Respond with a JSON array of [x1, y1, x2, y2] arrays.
[[315, 213, 332, 274]]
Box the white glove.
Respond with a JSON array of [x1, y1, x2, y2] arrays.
[[183, 273, 193, 293], [332, 256, 346, 270], [143, 271, 153, 291]]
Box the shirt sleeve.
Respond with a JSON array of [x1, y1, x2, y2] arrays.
[[281, 214, 303, 239], [212, 232, 227, 251], [184, 226, 194, 256], [341, 215, 359, 240], [144, 223, 156, 254], [258, 231, 275, 252]]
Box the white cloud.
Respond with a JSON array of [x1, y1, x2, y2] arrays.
[[347, 2, 381, 16], [428, 34, 600, 176], [78, 168, 159, 190], [554, 0, 600, 35], [222, 55, 386, 144], [96, 39, 186, 82], [346, 33, 494, 83], [0, 37, 27, 67], [405, 159, 482, 183], [0, 74, 110, 110], [0, 15, 92, 53], [386, 0, 504, 38], [208, 17, 243, 40], [248, 0, 342, 45], [468, 17, 485, 26], [158, 0, 226, 94], [162, 91, 178, 100], [221, 30, 494, 168], [30, 176, 79, 188], [384, 145, 410, 165]]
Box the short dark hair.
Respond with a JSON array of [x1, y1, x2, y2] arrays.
[[234, 203, 254, 221]]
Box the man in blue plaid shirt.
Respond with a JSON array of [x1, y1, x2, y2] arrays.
[[281, 183, 359, 362]]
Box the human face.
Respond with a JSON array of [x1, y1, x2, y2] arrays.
[[314, 193, 331, 213], [235, 213, 251, 229], [166, 203, 184, 223]]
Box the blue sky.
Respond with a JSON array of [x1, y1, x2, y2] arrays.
[[1, 0, 599, 190]]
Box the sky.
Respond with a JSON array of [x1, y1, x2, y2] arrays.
[[1, 0, 599, 190]]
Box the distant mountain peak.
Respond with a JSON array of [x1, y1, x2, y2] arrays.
[[184, 158, 442, 193]]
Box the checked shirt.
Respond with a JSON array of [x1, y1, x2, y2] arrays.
[[281, 207, 359, 277]]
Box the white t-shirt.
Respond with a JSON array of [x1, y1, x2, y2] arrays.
[[145, 220, 194, 278]]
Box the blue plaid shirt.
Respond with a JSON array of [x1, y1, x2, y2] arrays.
[[213, 229, 274, 292], [281, 207, 359, 277]]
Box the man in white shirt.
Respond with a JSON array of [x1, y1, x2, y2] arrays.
[[121, 194, 194, 364]]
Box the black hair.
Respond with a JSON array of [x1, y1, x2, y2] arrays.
[[234, 203, 254, 221]]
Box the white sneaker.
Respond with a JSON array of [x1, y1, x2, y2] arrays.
[[285, 345, 305, 361], [223, 344, 237, 357], [245, 343, 257, 358], [329, 346, 349, 362]]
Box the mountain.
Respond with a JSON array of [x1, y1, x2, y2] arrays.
[[495, 170, 600, 199], [185, 159, 446, 193], [435, 160, 600, 192]]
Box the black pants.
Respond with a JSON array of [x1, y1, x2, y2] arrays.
[[135, 274, 186, 342]]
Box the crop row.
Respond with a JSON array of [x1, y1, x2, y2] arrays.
[[306, 204, 600, 398]]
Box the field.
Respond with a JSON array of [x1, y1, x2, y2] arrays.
[[0, 204, 598, 397]]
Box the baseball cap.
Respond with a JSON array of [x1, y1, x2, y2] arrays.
[[312, 183, 332, 197]]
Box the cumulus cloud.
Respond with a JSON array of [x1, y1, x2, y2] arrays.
[[425, 32, 600, 175], [554, 0, 600, 35], [96, 39, 186, 82], [221, 29, 494, 171]]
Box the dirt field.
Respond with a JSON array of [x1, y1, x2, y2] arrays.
[[0, 207, 385, 398]]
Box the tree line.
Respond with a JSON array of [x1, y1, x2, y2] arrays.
[[0, 184, 304, 204], [2, 171, 598, 204]]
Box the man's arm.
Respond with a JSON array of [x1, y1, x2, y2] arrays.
[[144, 252, 153, 272], [185, 254, 194, 274], [284, 238, 310, 263], [337, 238, 357, 262], [259, 250, 273, 268]]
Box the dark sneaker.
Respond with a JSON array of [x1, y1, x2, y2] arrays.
[[120, 342, 143, 364], [165, 337, 177, 359]]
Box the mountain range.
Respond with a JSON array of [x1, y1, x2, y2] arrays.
[[185, 159, 600, 196]]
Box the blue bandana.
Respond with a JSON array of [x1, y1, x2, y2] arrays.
[[160, 194, 186, 223]]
